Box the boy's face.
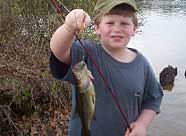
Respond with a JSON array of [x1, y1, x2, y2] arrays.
[[95, 14, 136, 51]]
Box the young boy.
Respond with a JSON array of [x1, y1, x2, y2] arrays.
[[49, 0, 163, 136]]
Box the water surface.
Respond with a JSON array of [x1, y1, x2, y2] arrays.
[[128, 0, 186, 135]]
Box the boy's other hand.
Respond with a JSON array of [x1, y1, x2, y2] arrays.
[[124, 121, 147, 136], [64, 9, 91, 33]]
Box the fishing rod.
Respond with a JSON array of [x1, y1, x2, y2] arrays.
[[50, 0, 132, 132]]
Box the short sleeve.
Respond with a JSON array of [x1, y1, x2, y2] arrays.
[[49, 52, 70, 79], [142, 64, 164, 114]]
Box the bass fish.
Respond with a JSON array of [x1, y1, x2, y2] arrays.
[[72, 61, 96, 136]]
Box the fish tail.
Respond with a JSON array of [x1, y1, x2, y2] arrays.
[[81, 128, 91, 136]]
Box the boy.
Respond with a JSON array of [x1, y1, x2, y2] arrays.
[[49, 0, 163, 136]]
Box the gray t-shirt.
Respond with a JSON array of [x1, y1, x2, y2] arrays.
[[50, 40, 163, 136]]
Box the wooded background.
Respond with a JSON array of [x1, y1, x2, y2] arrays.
[[0, 0, 97, 135]]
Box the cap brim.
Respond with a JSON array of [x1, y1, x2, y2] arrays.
[[105, 0, 138, 13], [94, 0, 138, 17]]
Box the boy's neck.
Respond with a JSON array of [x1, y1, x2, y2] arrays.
[[102, 46, 137, 63]]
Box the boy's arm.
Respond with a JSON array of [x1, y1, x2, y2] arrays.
[[50, 9, 91, 64], [49, 52, 70, 79], [125, 109, 156, 136], [50, 24, 75, 64], [135, 109, 156, 129]]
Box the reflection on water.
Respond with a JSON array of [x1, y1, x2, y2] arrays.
[[138, 0, 186, 16], [129, 0, 186, 135], [162, 84, 174, 91]]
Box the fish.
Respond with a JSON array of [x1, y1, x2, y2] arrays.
[[72, 61, 96, 136]]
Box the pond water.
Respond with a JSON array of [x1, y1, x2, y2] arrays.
[[128, 0, 186, 135]]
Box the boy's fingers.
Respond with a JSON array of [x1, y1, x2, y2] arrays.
[[128, 127, 137, 136], [76, 12, 91, 31], [65, 9, 89, 32], [76, 13, 86, 30], [84, 12, 91, 27], [124, 123, 136, 136], [124, 128, 130, 136]]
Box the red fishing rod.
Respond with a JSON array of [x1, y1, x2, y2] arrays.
[[50, 0, 132, 132]]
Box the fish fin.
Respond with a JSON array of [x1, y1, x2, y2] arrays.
[[81, 128, 91, 136], [91, 94, 95, 103], [92, 95, 96, 121], [92, 113, 96, 121], [88, 71, 94, 81], [74, 86, 80, 116]]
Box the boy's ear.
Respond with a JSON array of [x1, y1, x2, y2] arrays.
[[94, 24, 100, 35], [131, 27, 137, 36]]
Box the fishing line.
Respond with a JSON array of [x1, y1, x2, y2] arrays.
[[50, 0, 132, 132]]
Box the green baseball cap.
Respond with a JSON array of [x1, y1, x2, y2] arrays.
[[94, 0, 138, 16]]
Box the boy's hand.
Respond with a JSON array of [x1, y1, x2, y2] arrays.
[[124, 121, 147, 136], [64, 9, 91, 33]]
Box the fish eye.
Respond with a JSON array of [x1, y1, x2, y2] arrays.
[[81, 62, 85, 68]]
